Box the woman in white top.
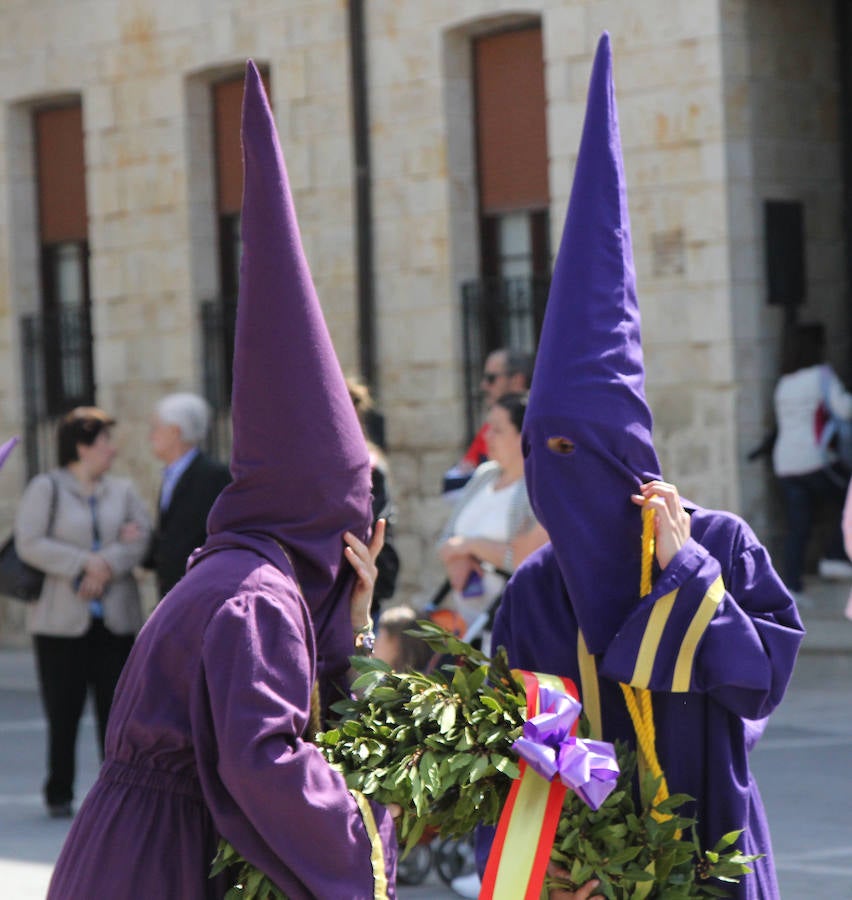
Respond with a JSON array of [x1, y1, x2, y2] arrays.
[[437, 392, 548, 635], [772, 322, 852, 596]]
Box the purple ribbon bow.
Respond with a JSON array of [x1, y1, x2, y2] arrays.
[[512, 685, 620, 810]]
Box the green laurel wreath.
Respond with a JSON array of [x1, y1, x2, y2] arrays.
[[211, 622, 758, 899]]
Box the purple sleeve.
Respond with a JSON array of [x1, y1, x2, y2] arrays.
[[195, 586, 396, 900], [600, 530, 805, 721]]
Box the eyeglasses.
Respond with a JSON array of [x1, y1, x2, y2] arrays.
[[481, 372, 506, 385]]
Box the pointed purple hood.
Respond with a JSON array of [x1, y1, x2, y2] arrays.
[[522, 34, 662, 654], [204, 62, 372, 671]]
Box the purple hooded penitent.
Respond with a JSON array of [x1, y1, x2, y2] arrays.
[[523, 33, 662, 655], [481, 34, 804, 899], [47, 62, 395, 900]]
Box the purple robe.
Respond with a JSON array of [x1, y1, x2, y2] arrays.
[[47, 544, 396, 899], [481, 502, 803, 899]]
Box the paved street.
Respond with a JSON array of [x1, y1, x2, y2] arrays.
[[752, 651, 852, 896], [0, 650, 460, 899], [0, 579, 850, 898]]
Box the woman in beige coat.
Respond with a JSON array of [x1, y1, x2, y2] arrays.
[[15, 407, 151, 817]]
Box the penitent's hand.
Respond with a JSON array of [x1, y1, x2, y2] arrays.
[[547, 861, 601, 899], [344, 519, 385, 632], [630, 480, 691, 569]]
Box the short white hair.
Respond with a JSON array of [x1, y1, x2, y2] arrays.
[[155, 393, 211, 445]]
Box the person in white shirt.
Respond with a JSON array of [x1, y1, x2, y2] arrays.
[[772, 322, 852, 601], [437, 393, 548, 635]]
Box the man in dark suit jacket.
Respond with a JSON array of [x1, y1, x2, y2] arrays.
[[146, 393, 231, 598]]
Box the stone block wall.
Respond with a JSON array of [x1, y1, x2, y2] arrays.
[[0, 0, 358, 499], [720, 0, 844, 546], [0, 0, 846, 635]]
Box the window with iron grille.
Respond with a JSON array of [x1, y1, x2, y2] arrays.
[[40, 241, 95, 414], [33, 103, 95, 417]]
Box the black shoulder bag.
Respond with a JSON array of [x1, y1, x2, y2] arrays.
[[0, 476, 58, 603]]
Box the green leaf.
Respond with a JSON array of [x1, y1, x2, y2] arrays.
[[481, 695, 503, 713], [350, 669, 387, 694], [448, 752, 473, 772], [711, 829, 745, 852], [402, 815, 428, 858], [596, 876, 617, 900], [654, 793, 693, 815], [454, 727, 475, 751], [608, 845, 643, 865], [451, 666, 471, 701], [468, 754, 490, 783], [419, 751, 441, 795], [491, 754, 518, 778], [438, 702, 457, 734], [243, 868, 264, 894], [630, 879, 655, 899], [623, 863, 655, 882]]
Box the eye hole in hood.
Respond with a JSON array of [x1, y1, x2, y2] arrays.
[[547, 436, 576, 456]]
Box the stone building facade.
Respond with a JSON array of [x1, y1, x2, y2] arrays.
[[0, 0, 849, 638]]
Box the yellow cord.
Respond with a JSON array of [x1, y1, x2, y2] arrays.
[[619, 503, 679, 832], [639, 503, 654, 599]]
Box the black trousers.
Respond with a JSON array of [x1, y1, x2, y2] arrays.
[[34, 620, 134, 806], [778, 467, 849, 591]]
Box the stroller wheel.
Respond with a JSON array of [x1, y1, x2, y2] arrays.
[[433, 834, 476, 885], [396, 842, 433, 885]]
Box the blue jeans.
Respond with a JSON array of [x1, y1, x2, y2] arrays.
[[778, 467, 848, 591]]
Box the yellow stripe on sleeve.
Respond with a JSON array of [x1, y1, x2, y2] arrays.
[[350, 789, 389, 900], [577, 631, 602, 739], [671, 575, 725, 692], [630, 589, 678, 689]]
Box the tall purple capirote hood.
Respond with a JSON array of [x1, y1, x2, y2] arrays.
[[206, 62, 372, 632], [523, 34, 662, 654]]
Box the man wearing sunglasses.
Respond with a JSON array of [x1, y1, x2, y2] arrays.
[[443, 348, 534, 494]]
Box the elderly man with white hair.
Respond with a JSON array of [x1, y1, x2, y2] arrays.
[[145, 392, 231, 598]]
